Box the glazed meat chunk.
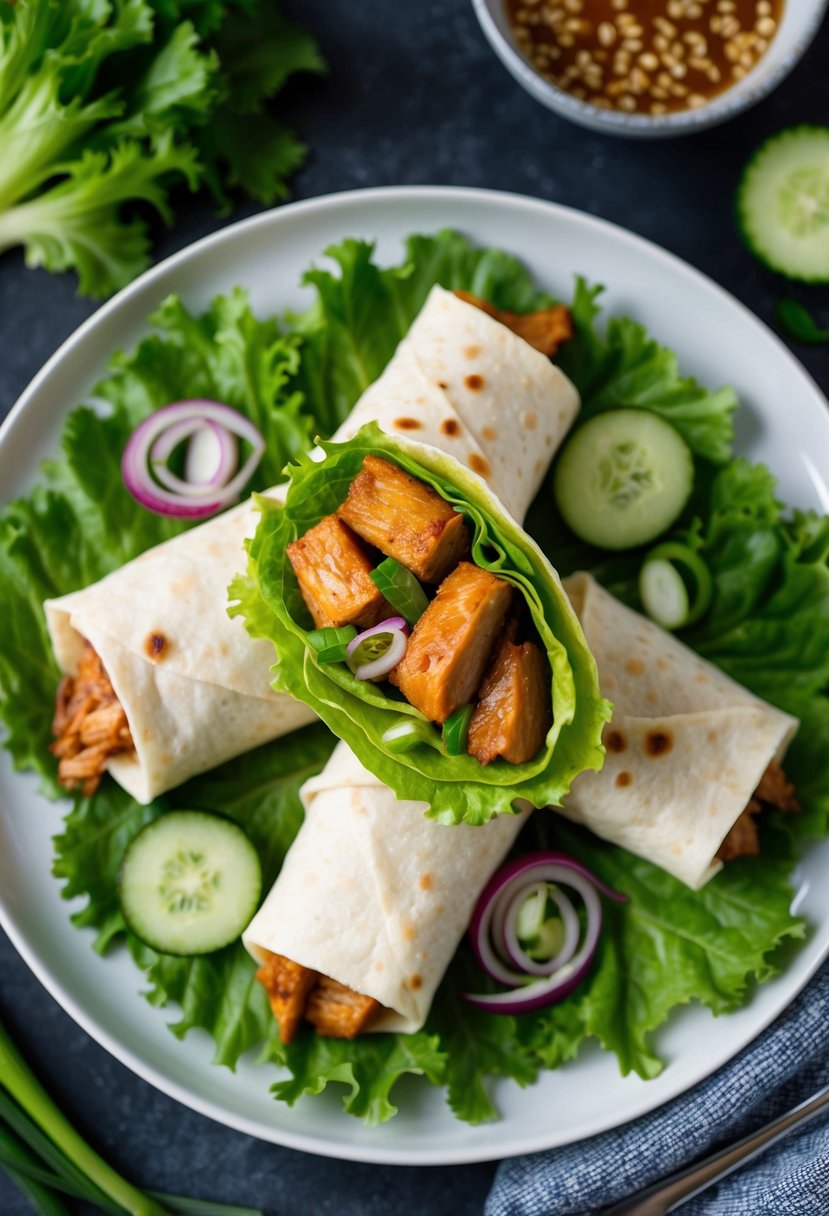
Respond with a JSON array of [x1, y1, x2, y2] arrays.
[[338, 456, 470, 583], [255, 952, 318, 1045], [467, 631, 551, 765], [304, 975, 380, 1039], [390, 562, 512, 723], [454, 291, 573, 357], [287, 514, 390, 630]]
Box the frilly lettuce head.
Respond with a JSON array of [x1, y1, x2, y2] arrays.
[[231, 422, 610, 825]]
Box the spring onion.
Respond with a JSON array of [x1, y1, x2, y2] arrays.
[[368, 558, 429, 626], [0, 1014, 263, 1216], [307, 625, 358, 665], [443, 705, 474, 756], [381, 719, 442, 754], [639, 541, 713, 630]]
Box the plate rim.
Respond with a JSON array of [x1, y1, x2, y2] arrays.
[[2, 184, 829, 1167]]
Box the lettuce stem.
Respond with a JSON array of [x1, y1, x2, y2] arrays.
[[0, 1016, 169, 1216]]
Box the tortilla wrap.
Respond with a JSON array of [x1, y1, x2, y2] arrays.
[[44, 285, 579, 803], [560, 573, 800, 889], [244, 741, 530, 1032]]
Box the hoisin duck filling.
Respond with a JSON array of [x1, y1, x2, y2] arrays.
[[287, 454, 553, 768], [51, 641, 134, 796], [255, 951, 385, 1043], [716, 759, 800, 862]]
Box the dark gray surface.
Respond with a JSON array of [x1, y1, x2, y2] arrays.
[[1, 3, 828, 1214]]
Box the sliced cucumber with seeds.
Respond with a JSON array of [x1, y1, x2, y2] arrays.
[[119, 811, 261, 955], [738, 126, 829, 283], [552, 409, 693, 551]]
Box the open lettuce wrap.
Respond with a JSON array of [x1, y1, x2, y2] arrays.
[[233, 422, 610, 825]]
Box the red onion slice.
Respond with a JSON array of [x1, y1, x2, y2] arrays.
[[122, 400, 264, 519], [346, 618, 411, 681], [465, 850, 626, 1015]]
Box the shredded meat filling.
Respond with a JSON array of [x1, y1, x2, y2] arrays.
[[717, 761, 800, 863], [454, 291, 573, 357], [256, 951, 382, 1044], [51, 642, 134, 796]]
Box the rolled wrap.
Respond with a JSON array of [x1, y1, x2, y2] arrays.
[[560, 573, 799, 889], [244, 742, 530, 1031], [44, 285, 580, 803]]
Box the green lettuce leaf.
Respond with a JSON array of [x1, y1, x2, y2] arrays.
[[0, 0, 324, 295], [288, 233, 554, 437], [556, 278, 738, 464], [232, 423, 610, 825]]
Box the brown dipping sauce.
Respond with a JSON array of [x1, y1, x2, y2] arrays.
[[506, 0, 784, 116]]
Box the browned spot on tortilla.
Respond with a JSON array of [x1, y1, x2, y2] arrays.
[[468, 453, 491, 477], [419, 873, 434, 891], [464, 344, 481, 359], [625, 658, 645, 676], [437, 380, 449, 389], [616, 771, 633, 788], [708, 730, 718, 745], [482, 425, 497, 442], [394, 417, 422, 430], [374, 961, 385, 971], [521, 410, 538, 430], [144, 633, 169, 661], [646, 690, 659, 706], [464, 373, 485, 391], [605, 729, 626, 754], [656, 657, 671, 671], [409, 973, 423, 990], [440, 418, 460, 437], [545, 435, 553, 447], [402, 922, 417, 942], [645, 729, 673, 757], [219, 642, 230, 657], [695, 671, 711, 683]]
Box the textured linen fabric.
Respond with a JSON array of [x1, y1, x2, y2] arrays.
[[487, 961, 829, 1215]]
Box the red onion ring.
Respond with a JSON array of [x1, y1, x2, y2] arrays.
[[121, 400, 264, 518], [464, 851, 627, 1015], [346, 618, 410, 681]]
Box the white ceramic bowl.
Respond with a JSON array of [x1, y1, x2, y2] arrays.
[[472, 0, 828, 137]]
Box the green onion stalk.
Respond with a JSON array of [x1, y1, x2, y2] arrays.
[[0, 1013, 262, 1216]]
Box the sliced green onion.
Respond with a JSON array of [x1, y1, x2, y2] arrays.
[[515, 886, 547, 942], [382, 718, 441, 754], [639, 541, 713, 630], [443, 704, 474, 756], [369, 557, 429, 625], [306, 625, 357, 664], [526, 917, 566, 961]]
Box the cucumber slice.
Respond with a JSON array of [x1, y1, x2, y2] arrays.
[[639, 558, 689, 630], [738, 126, 829, 283], [552, 409, 693, 551], [119, 811, 261, 955]]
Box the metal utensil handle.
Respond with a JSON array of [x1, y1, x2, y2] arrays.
[[604, 1081, 829, 1216]]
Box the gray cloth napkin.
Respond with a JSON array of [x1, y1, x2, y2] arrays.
[[487, 961, 829, 1215]]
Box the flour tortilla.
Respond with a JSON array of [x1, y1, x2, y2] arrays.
[[45, 287, 580, 803], [560, 573, 799, 889], [243, 742, 530, 1031]]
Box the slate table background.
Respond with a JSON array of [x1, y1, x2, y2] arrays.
[[2, 3, 829, 1214]]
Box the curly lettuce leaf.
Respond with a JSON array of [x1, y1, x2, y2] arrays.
[[556, 278, 738, 464], [0, 0, 323, 295], [288, 233, 554, 436], [233, 423, 609, 825]]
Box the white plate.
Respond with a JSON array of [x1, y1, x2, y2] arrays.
[[2, 187, 828, 1167]]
